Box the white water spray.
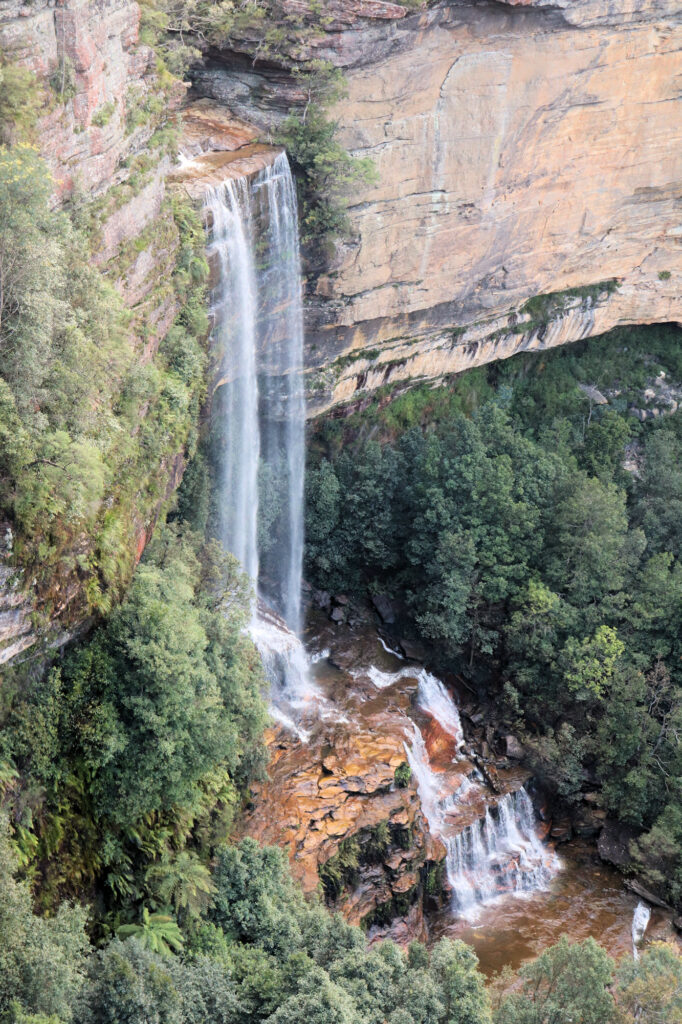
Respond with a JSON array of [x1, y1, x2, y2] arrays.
[[442, 789, 560, 919], [405, 716, 559, 919], [631, 901, 651, 959], [206, 153, 311, 724], [416, 671, 464, 750]]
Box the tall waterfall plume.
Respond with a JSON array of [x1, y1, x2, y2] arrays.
[[205, 176, 260, 588], [205, 152, 305, 631], [206, 152, 315, 722]]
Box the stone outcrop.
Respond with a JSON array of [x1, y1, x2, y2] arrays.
[[241, 704, 438, 932], [195, 0, 682, 415]]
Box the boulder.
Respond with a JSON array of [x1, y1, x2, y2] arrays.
[[372, 593, 396, 624], [505, 734, 524, 760], [597, 819, 639, 869]]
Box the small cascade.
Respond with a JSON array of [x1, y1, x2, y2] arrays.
[[416, 670, 465, 750], [404, 704, 559, 920], [365, 665, 417, 689], [631, 901, 651, 959], [406, 721, 450, 828], [444, 789, 560, 919]]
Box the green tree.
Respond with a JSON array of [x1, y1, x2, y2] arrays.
[[494, 936, 616, 1024], [0, 822, 88, 1021], [117, 908, 184, 956], [615, 942, 682, 1023]]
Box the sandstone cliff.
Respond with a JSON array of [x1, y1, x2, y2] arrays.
[[195, 0, 682, 414]]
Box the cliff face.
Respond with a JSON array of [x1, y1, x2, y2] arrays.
[[196, 0, 682, 414], [0, 1, 188, 665], [2, 0, 680, 662]]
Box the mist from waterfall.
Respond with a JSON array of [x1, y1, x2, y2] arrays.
[[206, 152, 313, 716]]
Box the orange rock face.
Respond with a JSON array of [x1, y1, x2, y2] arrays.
[[303, 0, 682, 410]]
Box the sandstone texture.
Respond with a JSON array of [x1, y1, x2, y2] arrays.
[[196, 0, 682, 415]]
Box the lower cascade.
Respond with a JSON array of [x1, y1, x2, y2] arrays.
[[444, 789, 560, 917], [405, 691, 560, 920]]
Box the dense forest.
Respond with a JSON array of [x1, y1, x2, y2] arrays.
[[3, 323, 682, 1022], [306, 326, 682, 909], [1, 1, 682, 1021]]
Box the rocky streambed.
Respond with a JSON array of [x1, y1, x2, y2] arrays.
[[237, 610, 682, 967]]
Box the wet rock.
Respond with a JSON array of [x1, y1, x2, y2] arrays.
[[313, 589, 332, 610], [335, 594, 350, 606], [572, 809, 602, 839], [399, 638, 427, 661], [372, 593, 396, 624], [550, 819, 573, 843], [597, 819, 638, 869], [505, 734, 524, 760], [330, 605, 346, 623], [625, 879, 671, 910]]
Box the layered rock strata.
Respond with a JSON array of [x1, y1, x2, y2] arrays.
[[194, 0, 682, 414], [0, 1, 187, 662]]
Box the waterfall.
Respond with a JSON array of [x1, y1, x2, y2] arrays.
[[416, 670, 465, 750], [444, 789, 560, 919], [205, 177, 260, 588], [206, 152, 313, 722], [631, 901, 651, 959], [255, 154, 306, 635], [405, 716, 559, 919]]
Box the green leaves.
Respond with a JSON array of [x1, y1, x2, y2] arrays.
[[562, 625, 625, 701], [117, 908, 184, 956]]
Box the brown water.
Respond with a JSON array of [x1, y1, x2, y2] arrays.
[[431, 840, 678, 975]]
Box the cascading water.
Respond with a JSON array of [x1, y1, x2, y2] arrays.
[[416, 670, 465, 750], [255, 154, 306, 635], [205, 177, 260, 590], [444, 789, 561, 919], [206, 152, 316, 723], [404, 692, 560, 920], [631, 900, 651, 959]]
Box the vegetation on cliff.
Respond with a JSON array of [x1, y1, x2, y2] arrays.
[[306, 323, 682, 909], [2, 815, 680, 1024], [0, 70, 210, 632]]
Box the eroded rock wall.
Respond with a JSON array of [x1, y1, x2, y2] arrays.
[[195, 0, 682, 414], [0, 0, 186, 664]]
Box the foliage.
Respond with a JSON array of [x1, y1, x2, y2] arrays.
[[1, 527, 267, 914], [615, 942, 682, 1024], [493, 936, 616, 1024], [306, 323, 682, 904], [0, 61, 43, 143], [0, 145, 210, 621], [275, 62, 378, 247], [0, 822, 89, 1021], [117, 908, 184, 956]]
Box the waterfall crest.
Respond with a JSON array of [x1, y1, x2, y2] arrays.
[[206, 152, 312, 715]]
